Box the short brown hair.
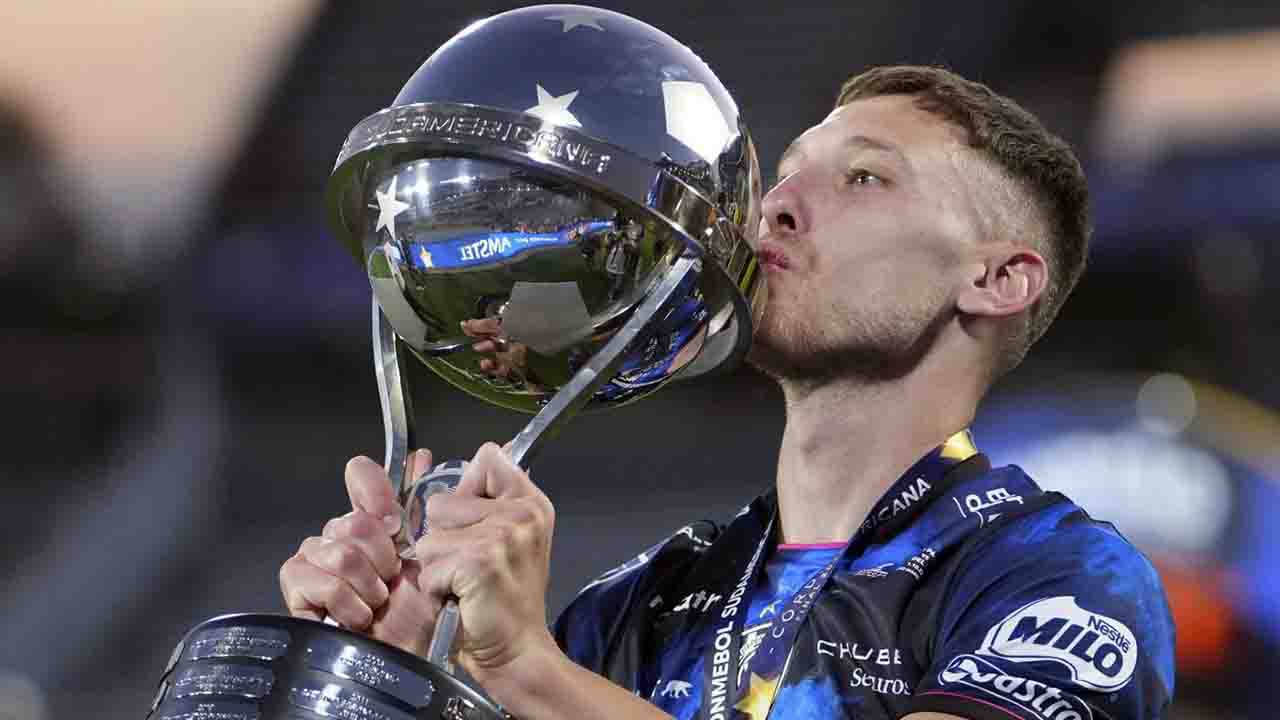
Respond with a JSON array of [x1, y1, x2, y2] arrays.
[[837, 65, 1090, 376]]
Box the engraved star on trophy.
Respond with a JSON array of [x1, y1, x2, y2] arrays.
[[148, 6, 764, 719]]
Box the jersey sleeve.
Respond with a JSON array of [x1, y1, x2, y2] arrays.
[[553, 521, 718, 675], [906, 502, 1176, 720], [553, 542, 657, 671]]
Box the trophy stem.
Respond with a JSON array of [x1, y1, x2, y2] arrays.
[[506, 254, 700, 468]]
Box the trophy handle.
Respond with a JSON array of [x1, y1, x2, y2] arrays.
[[373, 301, 469, 673], [506, 254, 700, 467], [372, 296, 420, 553]]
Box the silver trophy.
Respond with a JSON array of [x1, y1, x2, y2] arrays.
[[149, 5, 763, 719]]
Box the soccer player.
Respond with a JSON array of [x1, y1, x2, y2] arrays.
[[279, 66, 1175, 720]]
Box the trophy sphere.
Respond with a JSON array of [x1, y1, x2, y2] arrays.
[[326, 4, 766, 413]]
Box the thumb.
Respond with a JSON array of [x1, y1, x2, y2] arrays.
[[344, 455, 404, 532], [370, 562, 438, 656]]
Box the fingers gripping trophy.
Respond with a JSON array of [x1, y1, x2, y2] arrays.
[[149, 5, 764, 719]]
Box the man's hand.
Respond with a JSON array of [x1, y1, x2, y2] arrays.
[[463, 317, 537, 386], [413, 441, 558, 682], [278, 450, 440, 656], [280, 445, 668, 720]]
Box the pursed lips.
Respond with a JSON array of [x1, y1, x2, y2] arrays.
[[756, 239, 792, 272]]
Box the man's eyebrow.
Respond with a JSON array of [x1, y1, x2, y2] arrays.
[[845, 134, 908, 165], [776, 134, 908, 176]]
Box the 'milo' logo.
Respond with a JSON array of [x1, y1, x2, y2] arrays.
[[978, 596, 1137, 692]]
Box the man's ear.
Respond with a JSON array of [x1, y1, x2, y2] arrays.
[[957, 247, 1048, 318]]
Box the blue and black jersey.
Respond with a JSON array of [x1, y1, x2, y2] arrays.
[[553, 433, 1176, 719]]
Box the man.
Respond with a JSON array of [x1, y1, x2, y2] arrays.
[[279, 66, 1175, 720]]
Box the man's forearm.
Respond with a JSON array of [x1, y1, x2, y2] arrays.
[[479, 639, 672, 720]]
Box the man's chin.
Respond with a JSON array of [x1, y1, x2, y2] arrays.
[[744, 343, 783, 380], [747, 309, 874, 382], [746, 331, 819, 381], [746, 311, 822, 379], [746, 326, 925, 385]]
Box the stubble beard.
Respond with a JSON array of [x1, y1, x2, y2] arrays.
[[747, 288, 952, 389]]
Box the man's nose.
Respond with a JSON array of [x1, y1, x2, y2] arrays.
[[761, 178, 803, 236]]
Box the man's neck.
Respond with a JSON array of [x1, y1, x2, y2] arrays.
[[774, 362, 981, 544]]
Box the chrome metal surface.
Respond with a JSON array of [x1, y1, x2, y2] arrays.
[[418, 257, 701, 669], [404, 465, 465, 675], [372, 298, 419, 555], [326, 6, 768, 412], [335, 148, 761, 414], [304, 635, 436, 707], [507, 255, 699, 466], [426, 600, 460, 674], [150, 615, 506, 720]]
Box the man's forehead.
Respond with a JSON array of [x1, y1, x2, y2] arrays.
[[779, 95, 1023, 246], [780, 95, 960, 167]]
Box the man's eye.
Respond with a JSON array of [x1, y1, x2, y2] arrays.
[[845, 169, 882, 186]]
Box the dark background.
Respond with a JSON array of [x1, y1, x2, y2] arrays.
[[2, 2, 1278, 718]]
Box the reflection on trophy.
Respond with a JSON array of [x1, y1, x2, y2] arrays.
[[148, 5, 764, 719]]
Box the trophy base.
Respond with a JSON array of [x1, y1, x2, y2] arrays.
[[148, 613, 507, 720]]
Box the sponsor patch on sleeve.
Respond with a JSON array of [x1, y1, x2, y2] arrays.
[[977, 596, 1137, 692], [936, 654, 1094, 720]]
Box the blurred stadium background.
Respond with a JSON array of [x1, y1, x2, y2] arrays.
[[1, 1, 1277, 717]]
